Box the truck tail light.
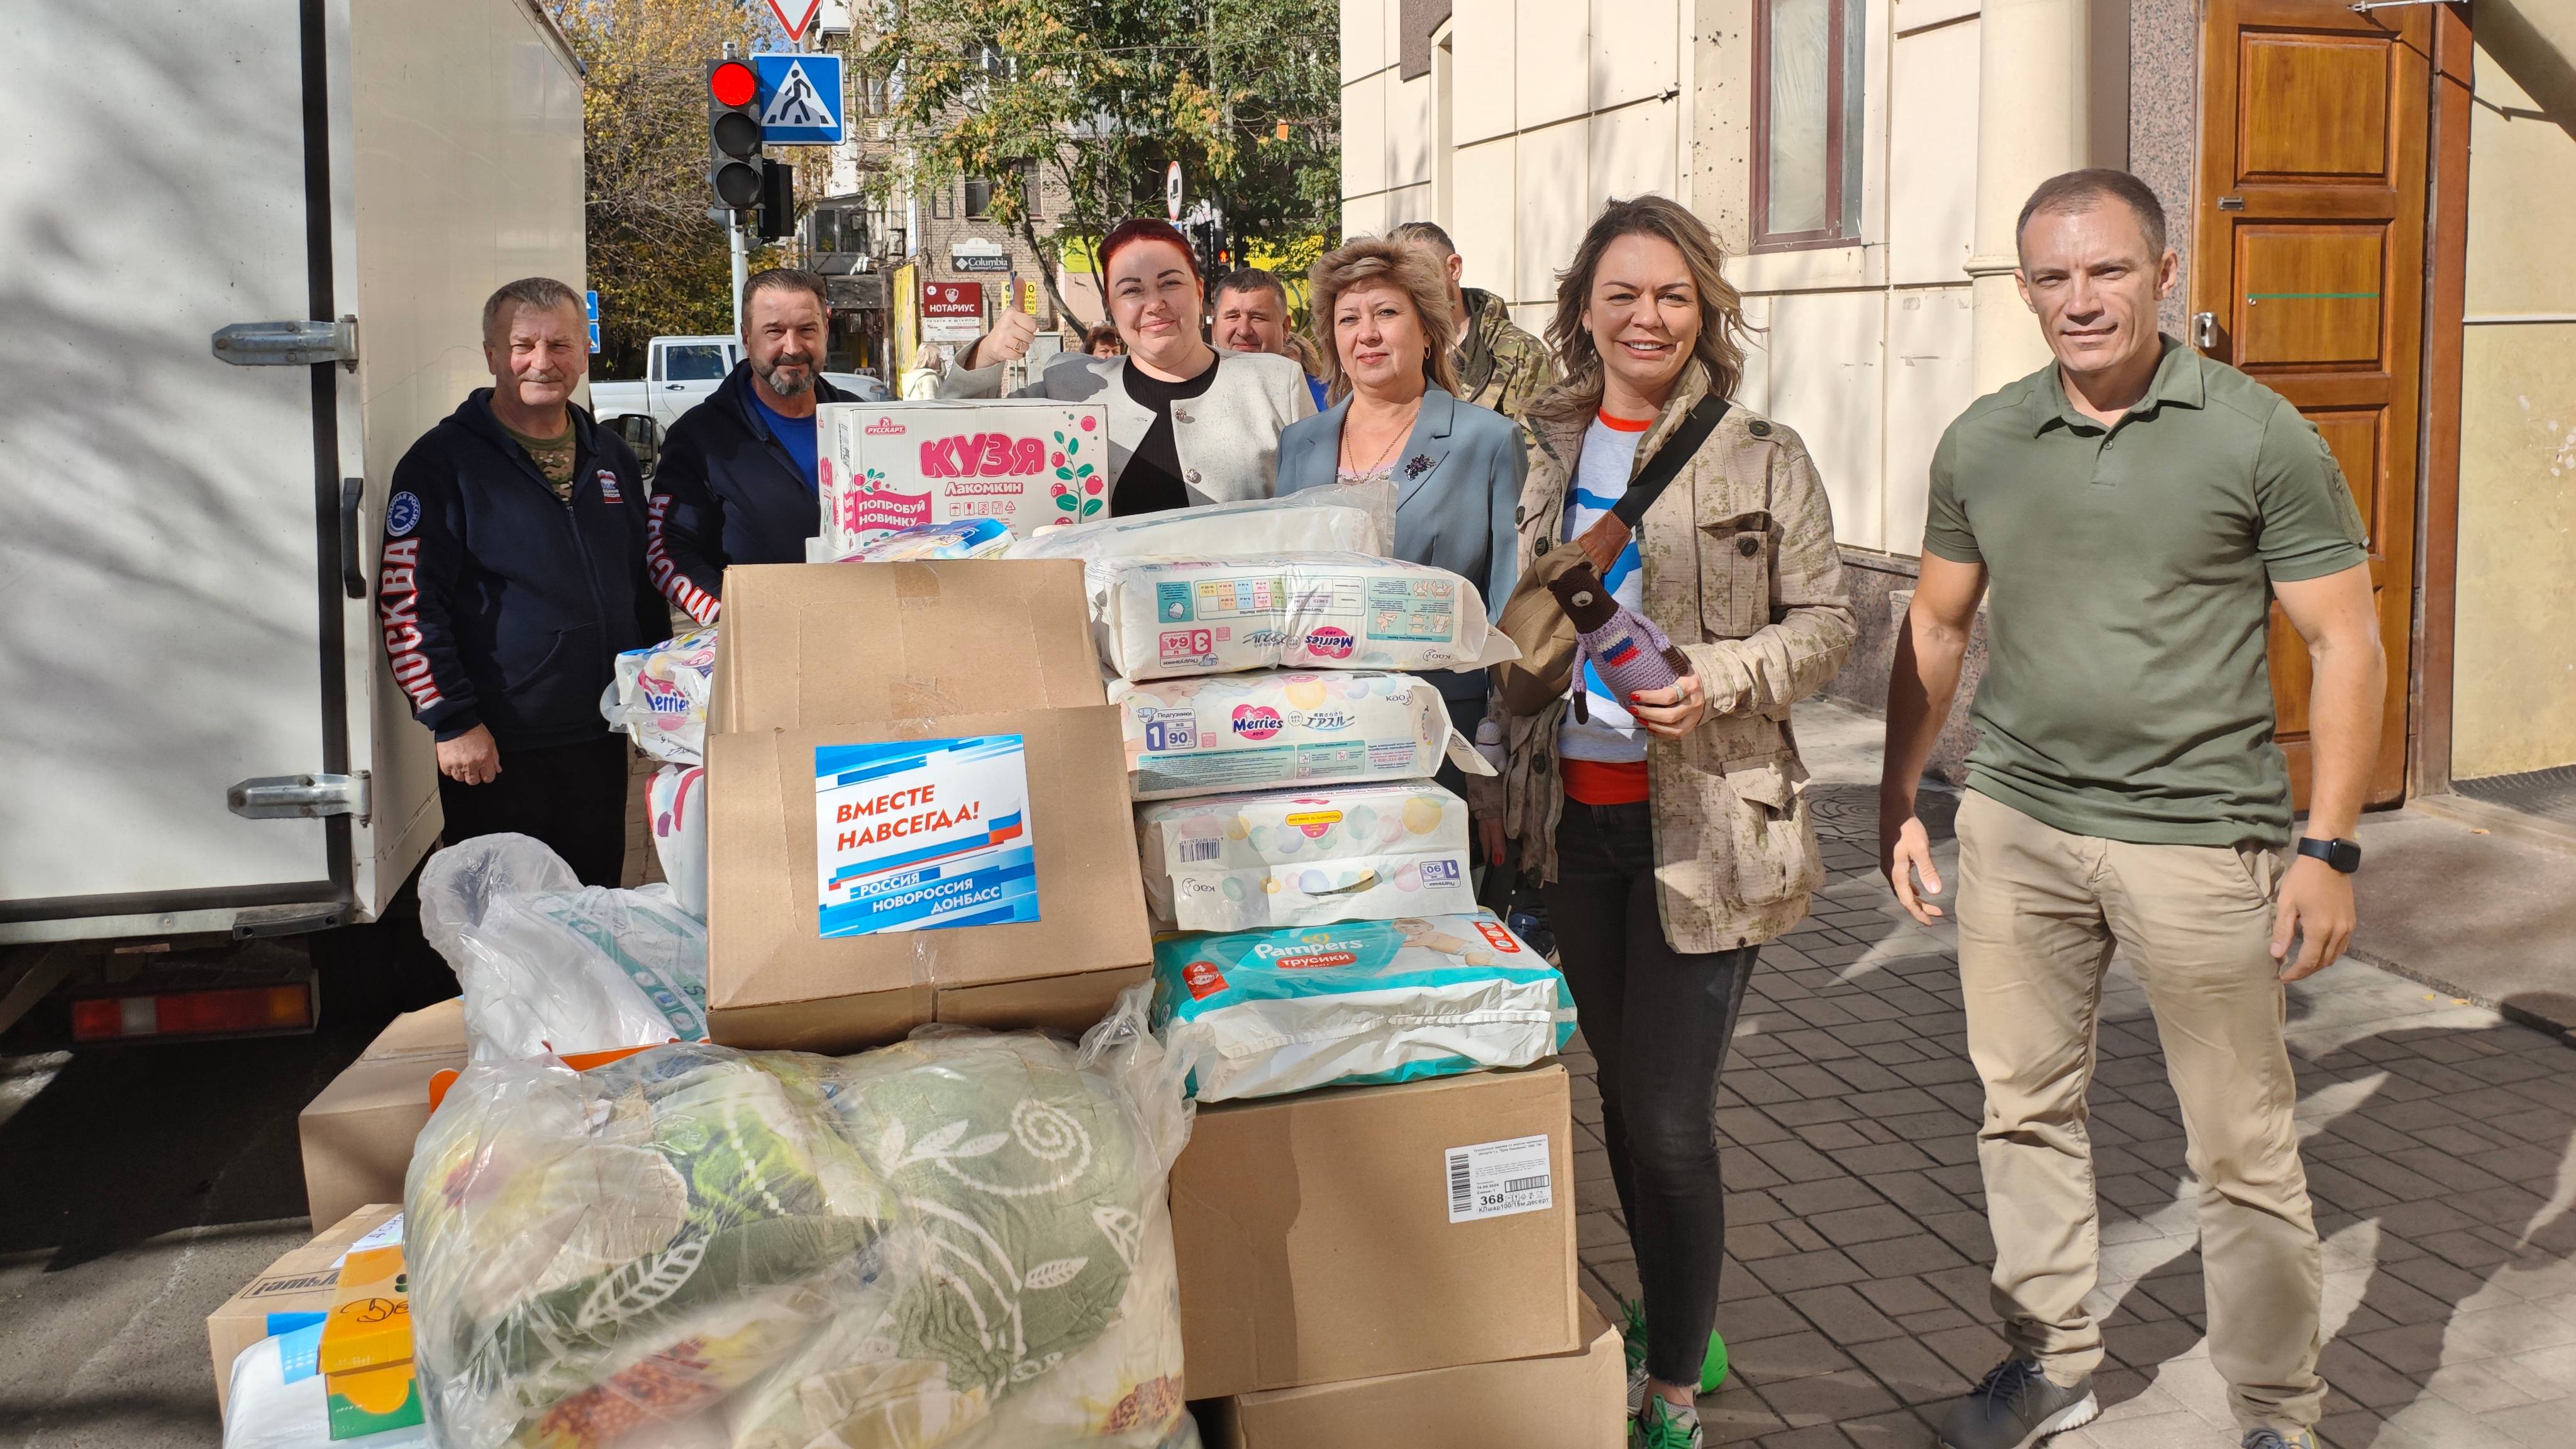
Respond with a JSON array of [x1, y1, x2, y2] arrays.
[[69, 982, 314, 1042]]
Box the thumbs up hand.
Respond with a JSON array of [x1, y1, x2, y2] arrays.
[[977, 307, 1041, 365]]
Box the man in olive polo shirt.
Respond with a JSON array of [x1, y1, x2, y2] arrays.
[[1879, 170, 2383, 1449]]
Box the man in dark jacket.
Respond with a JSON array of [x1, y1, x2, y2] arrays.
[[379, 277, 668, 887], [646, 268, 853, 622]]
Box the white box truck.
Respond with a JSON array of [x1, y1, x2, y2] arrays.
[[0, 0, 587, 1037]]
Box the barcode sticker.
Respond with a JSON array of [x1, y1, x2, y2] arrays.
[[1443, 1134, 1553, 1223], [1177, 837, 1224, 863]]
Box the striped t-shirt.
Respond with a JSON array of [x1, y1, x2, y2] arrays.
[[1557, 411, 1654, 799]]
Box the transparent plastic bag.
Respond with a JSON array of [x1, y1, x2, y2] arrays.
[[1002, 479, 1393, 568], [604, 630, 720, 767], [418, 835, 709, 1060], [405, 987, 1191, 1449], [648, 765, 708, 918]]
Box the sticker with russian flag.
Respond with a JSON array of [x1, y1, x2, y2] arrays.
[[814, 735, 1039, 938]]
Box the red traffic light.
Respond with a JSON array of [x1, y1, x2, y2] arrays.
[[709, 60, 757, 108]]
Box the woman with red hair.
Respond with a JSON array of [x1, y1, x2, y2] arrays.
[[940, 219, 1313, 515]]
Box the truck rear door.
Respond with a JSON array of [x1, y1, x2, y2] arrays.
[[0, 4, 356, 941]]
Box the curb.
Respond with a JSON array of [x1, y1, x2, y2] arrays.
[[2344, 946, 2576, 1049]]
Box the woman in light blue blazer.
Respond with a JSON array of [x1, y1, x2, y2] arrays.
[[1277, 238, 1528, 753]]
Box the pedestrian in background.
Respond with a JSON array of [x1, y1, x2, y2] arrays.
[[644, 269, 855, 623], [940, 218, 1313, 511], [900, 341, 945, 399], [1276, 238, 1524, 797], [1083, 323, 1124, 358], [1214, 265, 1330, 411], [1880, 170, 2378, 1449], [378, 277, 667, 887], [1392, 219, 1560, 423], [1480, 195, 1855, 1449]]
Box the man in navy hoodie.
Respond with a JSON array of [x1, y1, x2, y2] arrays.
[[378, 277, 669, 886], [647, 268, 855, 622]]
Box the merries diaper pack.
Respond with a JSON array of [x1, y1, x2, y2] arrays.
[[1135, 781, 1475, 931], [1150, 911, 1577, 1102], [1094, 552, 1520, 682], [1109, 670, 1494, 801]]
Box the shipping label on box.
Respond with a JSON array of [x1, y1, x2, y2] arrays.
[[818, 399, 1109, 557], [815, 735, 1040, 937]]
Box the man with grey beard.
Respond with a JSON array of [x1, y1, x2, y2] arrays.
[[645, 267, 856, 623]]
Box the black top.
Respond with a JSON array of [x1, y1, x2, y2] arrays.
[[378, 392, 666, 750], [1114, 354, 1220, 516], [647, 362, 856, 624]]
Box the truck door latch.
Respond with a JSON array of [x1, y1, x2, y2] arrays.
[[211, 316, 360, 371], [229, 772, 371, 823]]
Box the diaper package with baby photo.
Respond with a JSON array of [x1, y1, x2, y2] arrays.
[[1135, 782, 1475, 931], [1094, 553, 1518, 683], [603, 628, 718, 765], [1109, 670, 1492, 802], [1150, 911, 1576, 1102]]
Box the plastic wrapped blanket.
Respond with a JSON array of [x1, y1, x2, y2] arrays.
[[1150, 913, 1577, 1102], [1135, 783, 1475, 931], [1109, 670, 1491, 802], [1093, 553, 1518, 683], [406, 987, 1191, 1449], [419, 835, 709, 1060], [605, 630, 719, 767]]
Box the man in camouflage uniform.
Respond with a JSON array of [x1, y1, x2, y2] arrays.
[[1392, 221, 1558, 423]]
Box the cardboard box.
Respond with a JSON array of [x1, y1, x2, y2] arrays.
[[207, 1204, 401, 1411], [706, 560, 1106, 736], [298, 998, 464, 1228], [703, 562, 1150, 1052], [816, 398, 1110, 555], [1170, 1063, 1584, 1399], [706, 708, 1153, 1050], [1211, 1299, 1624, 1449]]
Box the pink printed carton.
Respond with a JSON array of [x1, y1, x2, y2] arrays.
[[815, 398, 1111, 557]]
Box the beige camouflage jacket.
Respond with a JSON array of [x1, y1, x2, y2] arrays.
[[1453, 288, 1558, 423], [1476, 362, 1857, 953]]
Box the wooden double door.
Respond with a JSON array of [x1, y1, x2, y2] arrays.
[[2193, 0, 2431, 808]]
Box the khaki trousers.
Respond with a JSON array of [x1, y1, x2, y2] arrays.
[[1954, 791, 2324, 1434]]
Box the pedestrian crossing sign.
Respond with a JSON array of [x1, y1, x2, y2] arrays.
[[752, 53, 842, 145]]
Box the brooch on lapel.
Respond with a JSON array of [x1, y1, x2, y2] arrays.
[[1402, 453, 1434, 479]]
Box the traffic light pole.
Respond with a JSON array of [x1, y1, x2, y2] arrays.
[[729, 212, 748, 337]]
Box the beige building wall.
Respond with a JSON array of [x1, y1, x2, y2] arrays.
[[2450, 44, 2576, 781], [1339, 0, 1697, 338]]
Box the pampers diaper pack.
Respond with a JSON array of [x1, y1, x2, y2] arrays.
[[1150, 911, 1577, 1102], [1110, 670, 1493, 801], [1095, 552, 1520, 682], [1135, 782, 1475, 931]]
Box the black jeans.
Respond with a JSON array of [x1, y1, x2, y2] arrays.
[[1545, 799, 1757, 1385], [437, 734, 631, 887]]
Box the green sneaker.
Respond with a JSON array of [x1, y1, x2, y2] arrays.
[[1618, 1296, 1730, 1409], [1632, 1396, 1702, 1449]]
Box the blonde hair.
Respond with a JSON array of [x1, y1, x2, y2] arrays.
[[1528, 195, 1754, 426], [1306, 238, 1461, 405]]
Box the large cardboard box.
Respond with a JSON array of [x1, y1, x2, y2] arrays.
[[298, 998, 464, 1228], [1170, 1063, 1584, 1399], [704, 562, 1154, 1052], [1209, 1299, 1624, 1449], [816, 398, 1110, 556], [206, 1203, 401, 1412]]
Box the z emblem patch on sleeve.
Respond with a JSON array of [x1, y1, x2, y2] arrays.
[[384, 491, 421, 537]]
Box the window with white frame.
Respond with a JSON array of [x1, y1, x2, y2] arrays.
[[1753, 0, 1864, 249]]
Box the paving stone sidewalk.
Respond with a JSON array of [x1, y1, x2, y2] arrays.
[[1565, 703, 2576, 1448]]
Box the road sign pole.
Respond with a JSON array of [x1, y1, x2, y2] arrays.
[[730, 213, 748, 336]]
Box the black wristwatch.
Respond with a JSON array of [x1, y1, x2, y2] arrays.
[[2296, 837, 2363, 874]]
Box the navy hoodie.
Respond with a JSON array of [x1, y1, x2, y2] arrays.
[[378, 391, 668, 751], [645, 361, 852, 623]]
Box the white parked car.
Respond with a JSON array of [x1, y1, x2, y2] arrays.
[[587, 335, 740, 431]]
